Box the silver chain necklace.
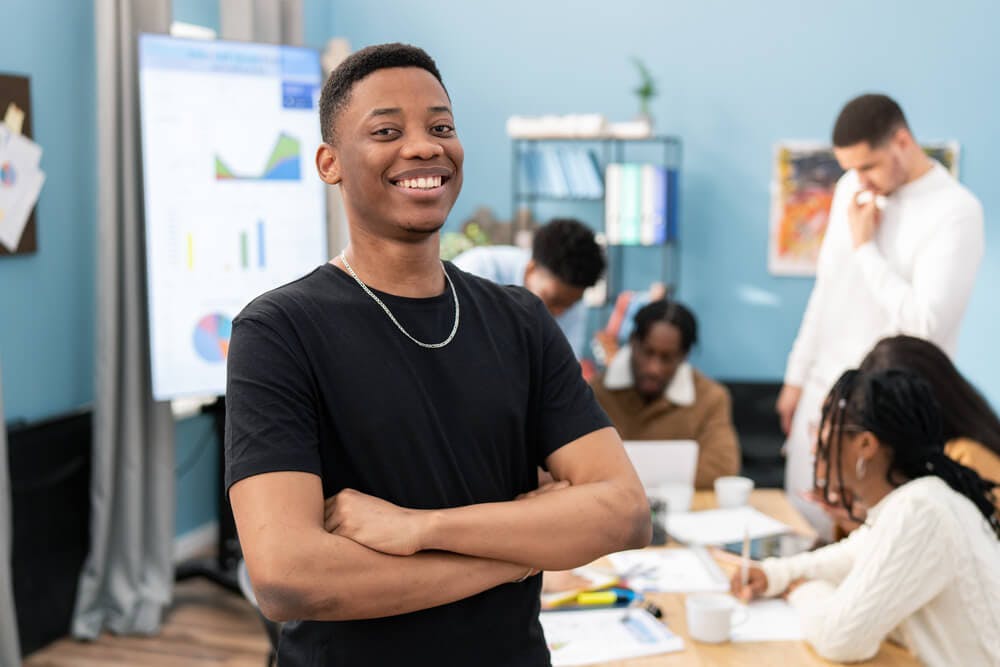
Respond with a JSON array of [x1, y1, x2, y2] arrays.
[[339, 251, 460, 349]]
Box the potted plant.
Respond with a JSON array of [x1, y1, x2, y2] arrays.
[[631, 57, 657, 129]]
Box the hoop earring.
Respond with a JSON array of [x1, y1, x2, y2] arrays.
[[855, 458, 867, 481]]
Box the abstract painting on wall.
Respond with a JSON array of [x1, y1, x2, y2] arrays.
[[768, 140, 960, 276]]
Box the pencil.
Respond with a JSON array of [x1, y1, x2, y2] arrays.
[[740, 524, 750, 589]]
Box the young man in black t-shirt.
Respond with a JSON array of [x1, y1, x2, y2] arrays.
[[225, 43, 651, 667]]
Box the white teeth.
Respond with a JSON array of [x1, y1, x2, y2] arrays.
[[396, 176, 444, 190]]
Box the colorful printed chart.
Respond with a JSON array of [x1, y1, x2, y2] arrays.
[[0, 161, 15, 186], [215, 133, 301, 181], [193, 313, 233, 363]]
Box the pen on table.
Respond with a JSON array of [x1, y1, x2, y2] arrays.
[[740, 524, 751, 592]]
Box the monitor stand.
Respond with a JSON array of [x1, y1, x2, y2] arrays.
[[174, 397, 242, 595]]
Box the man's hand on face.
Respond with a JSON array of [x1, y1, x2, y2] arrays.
[[848, 190, 881, 249], [324, 489, 428, 556]]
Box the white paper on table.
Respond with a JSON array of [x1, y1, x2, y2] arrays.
[[541, 608, 684, 666], [0, 168, 45, 251], [608, 547, 729, 593], [731, 599, 803, 642], [666, 507, 792, 545]]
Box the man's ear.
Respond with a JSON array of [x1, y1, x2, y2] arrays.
[[523, 258, 537, 282], [892, 125, 913, 152], [316, 143, 341, 185]]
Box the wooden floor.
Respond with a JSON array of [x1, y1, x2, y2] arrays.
[[23, 580, 272, 667]]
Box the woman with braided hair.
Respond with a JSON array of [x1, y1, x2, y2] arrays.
[[732, 368, 1000, 666], [809, 335, 1000, 534]]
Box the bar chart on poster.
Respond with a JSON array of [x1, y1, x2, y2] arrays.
[[139, 35, 327, 400]]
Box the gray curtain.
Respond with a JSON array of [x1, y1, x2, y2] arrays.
[[0, 361, 21, 666], [72, 0, 176, 639], [220, 0, 303, 45]]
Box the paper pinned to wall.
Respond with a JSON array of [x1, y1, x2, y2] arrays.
[[0, 125, 45, 251], [0, 73, 39, 254], [2, 104, 24, 135]]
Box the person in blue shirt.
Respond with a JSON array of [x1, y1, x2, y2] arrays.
[[453, 219, 605, 358]]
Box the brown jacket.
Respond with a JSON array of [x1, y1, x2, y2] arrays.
[[591, 360, 741, 489]]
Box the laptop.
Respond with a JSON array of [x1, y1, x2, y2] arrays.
[[622, 440, 699, 490]]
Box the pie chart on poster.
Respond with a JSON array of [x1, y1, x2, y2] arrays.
[[193, 313, 232, 363], [0, 161, 15, 187]]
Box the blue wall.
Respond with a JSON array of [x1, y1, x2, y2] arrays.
[[0, 0, 97, 424], [329, 0, 1000, 406]]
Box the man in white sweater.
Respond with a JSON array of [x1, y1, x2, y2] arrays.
[[776, 94, 984, 533]]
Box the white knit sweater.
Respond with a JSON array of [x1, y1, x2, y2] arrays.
[[761, 477, 1000, 666]]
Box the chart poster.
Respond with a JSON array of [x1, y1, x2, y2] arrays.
[[139, 35, 327, 399]]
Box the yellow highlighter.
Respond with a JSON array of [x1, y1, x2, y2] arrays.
[[575, 591, 621, 606]]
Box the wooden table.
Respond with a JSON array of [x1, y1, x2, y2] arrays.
[[583, 490, 920, 666]]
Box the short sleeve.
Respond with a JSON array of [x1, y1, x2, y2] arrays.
[[535, 301, 612, 464], [224, 313, 322, 492]]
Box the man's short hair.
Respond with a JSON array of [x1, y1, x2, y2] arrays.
[[532, 219, 606, 288], [832, 94, 909, 148], [319, 43, 447, 144], [632, 299, 698, 354]]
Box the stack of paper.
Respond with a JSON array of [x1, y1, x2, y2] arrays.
[[731, 600, 804, 642], [666, 507, 792, 545], [541, 608, 683, 666], [0, 113, 46, 251], [608, 547, 730, 593]]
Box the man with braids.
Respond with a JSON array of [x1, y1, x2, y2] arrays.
[[225, 43, 649, 667], [453, 218, 606, 359], [733, 368, 1000, 666], [591, 298, 741, 489]]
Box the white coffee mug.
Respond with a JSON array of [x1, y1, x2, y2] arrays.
[[685, 593, 747, 643], [714, 475, 754, 508], [649, 482, 694, 514]]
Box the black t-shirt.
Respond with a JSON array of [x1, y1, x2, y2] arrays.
[[225, 261, 611, 667]]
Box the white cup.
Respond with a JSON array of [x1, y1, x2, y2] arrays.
[[649, 482, 694, 514], [714, 476, 754, 509], [685, 593, 746, 643]]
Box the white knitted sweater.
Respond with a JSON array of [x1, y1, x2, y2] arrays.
[[762, 477, 1000, 666]]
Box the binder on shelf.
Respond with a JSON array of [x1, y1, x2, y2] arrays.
[[580, 150, 604, 199], [518, 149, 540, 196], [603, 162, 676, 247], [604, 163, 622, 245], [641, 164, 667, 245], [618, 164, 643, 245], [518, 146, 604, 200], [541, 147, 568, 198], [666, 167, 679, 242]]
